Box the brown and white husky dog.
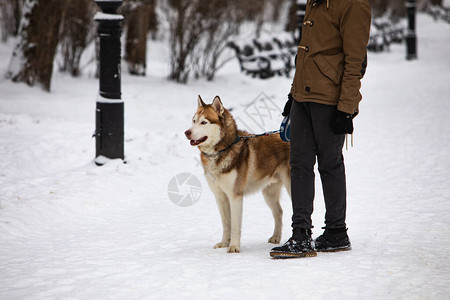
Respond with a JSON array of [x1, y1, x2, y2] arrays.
[[185, 95, 291, 253]]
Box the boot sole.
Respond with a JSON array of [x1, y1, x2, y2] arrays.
[[270, 251, 317, 259], [316, 246, 352, 253]]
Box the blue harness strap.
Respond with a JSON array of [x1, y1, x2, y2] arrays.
[[279, 115, 291, 142]]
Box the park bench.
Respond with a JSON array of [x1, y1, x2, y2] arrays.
[[367, 17, 406, 52], [228, 34, 294, 79]]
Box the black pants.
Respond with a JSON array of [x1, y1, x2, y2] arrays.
[[290, 101, 347, 230]]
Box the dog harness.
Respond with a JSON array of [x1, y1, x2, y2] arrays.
[[202, 117, 291, 157]]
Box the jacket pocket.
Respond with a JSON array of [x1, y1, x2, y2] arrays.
[[313, 54, 341, 85]]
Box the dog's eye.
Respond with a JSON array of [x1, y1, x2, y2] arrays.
[[192, 119, 196, 123], [201, 121, 207, 125]]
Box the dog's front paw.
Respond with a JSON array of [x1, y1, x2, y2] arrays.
[[268, 235, 281, 244], [214, 242, 229, 249], [227, 245, 240, 253]]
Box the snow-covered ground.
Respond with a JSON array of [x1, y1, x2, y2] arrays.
[[1, 14, 450, 299]]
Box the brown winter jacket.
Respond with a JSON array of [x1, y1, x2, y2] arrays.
[[290, 0, 371, 115]]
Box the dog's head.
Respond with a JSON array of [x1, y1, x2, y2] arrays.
[[185, 95, 225, 150]]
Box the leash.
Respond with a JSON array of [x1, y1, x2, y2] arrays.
[[240, 130, 281, 139], [214, 130, 281, 155]]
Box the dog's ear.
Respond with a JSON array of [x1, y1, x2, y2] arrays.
[[211, 96, 224, 116], [197, 95, 206, 108]]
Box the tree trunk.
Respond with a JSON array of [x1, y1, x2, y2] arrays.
[[125, 3, 151, 76], [255, 0, 267, 38], [269, 0, 286, 22], [285, 0, 297, 33], [7, 0, 67, 91], [0, 0, 23, 42], [147, 0, 158, 39]]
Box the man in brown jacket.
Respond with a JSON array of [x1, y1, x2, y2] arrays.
[[270, 0, 371, 258]]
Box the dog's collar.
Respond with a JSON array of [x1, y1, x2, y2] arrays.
[[201, 136, 242, 157]]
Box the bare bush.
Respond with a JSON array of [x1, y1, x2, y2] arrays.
[[191, 0, 247, 81], [58, 0, 97, 77], [162, 0, 205, 83], [163, 0, 264, 83]]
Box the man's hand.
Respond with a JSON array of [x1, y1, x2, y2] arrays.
[[332, 110, 356, 135], [282, 94, 294, 116]]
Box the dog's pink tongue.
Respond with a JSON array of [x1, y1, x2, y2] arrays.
[[190, 140, 199, 146]]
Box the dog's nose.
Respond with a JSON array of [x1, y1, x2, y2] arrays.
[[185, 130, 191, 138]]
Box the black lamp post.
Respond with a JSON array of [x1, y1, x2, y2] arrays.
[[94, 0, 124, 164], [296, 0, 307, 44], [406, 0, 418, 60]]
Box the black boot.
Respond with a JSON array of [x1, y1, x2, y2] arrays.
[[270, 228, 317, 259], [314, 228, 352, 252]]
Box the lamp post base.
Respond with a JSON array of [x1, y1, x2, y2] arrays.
[[406, 34, 417, 60]]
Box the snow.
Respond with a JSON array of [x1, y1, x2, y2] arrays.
[[1, 14, 450, 299], [94, 12, 125, 21], [96, 94, 124, 103]]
